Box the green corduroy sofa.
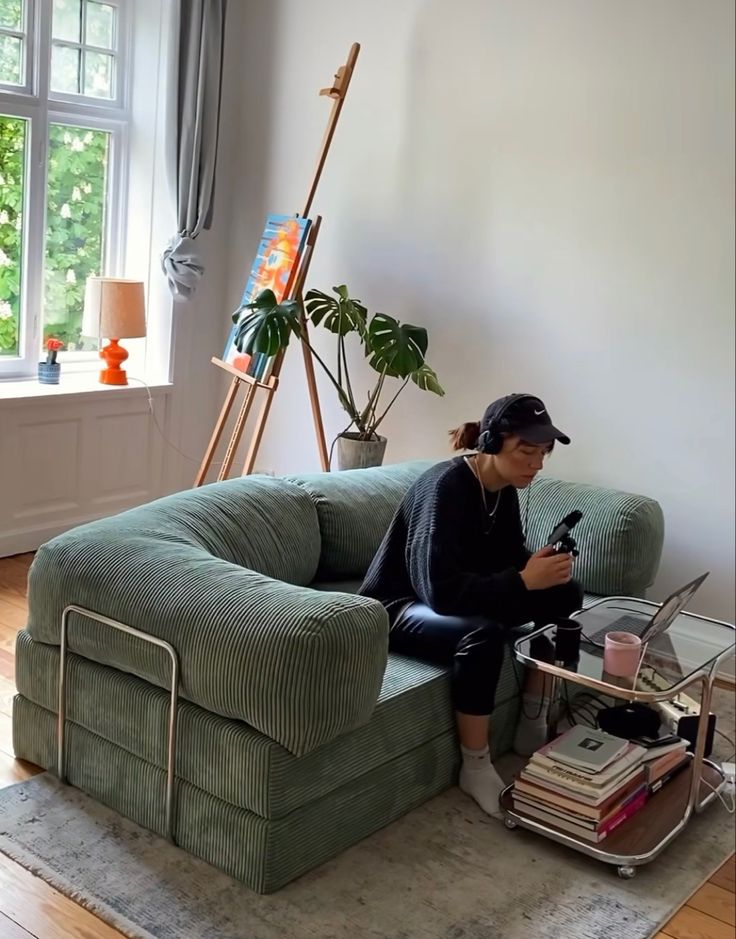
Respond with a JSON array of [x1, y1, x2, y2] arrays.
[[12, 460, 664, 893]]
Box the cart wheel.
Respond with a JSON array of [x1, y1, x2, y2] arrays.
[[617, 865, 636, 880], [504, 816, 518, 831]]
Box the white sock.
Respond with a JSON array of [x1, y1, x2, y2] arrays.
[[513, 694, 549, 757], [458, 744, 506, 819]]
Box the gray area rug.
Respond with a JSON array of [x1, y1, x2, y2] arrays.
[[0, 765, 733, 939]]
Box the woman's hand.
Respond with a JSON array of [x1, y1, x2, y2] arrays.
[[520, 545, 573, 590]]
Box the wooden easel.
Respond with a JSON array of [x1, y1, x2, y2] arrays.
[[195, 42, 360, 486]]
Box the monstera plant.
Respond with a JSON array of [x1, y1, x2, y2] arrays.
[[232, 285, 444, 468]]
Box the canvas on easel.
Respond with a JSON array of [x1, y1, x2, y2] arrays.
[[194, 215, 323, 487], [223, 214, 312, 382]]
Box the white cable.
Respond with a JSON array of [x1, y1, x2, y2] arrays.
[[126, 376, 226, 467], [634, 641, 649, 687], [128, 375, 154, 413], [700, 774, 736, 815]]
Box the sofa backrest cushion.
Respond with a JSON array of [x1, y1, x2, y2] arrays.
[[122, 475, 322, 585], [287, 461, 435, 579], [289, 461, 664, 597], [523, 476, 664, 597]]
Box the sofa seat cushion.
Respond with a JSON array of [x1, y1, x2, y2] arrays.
[[312, 578, 363, 594], [13, 695, 458, 894], [288, 461, 435, 579], [15, 630, 454, 819]]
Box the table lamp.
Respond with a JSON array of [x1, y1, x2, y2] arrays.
[[82, 277, 146, 385]]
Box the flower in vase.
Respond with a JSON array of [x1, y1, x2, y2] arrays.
[[45, 338, 64, 365]]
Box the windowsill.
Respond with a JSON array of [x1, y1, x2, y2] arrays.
[[0, 371, 173, 406]]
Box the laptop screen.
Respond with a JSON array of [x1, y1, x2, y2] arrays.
[[642, 572, 709, 643]]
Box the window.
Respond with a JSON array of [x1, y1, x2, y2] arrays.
[[0, 0, 128, 376]]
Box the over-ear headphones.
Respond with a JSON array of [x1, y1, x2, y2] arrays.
[[478, 393, 538, 454]]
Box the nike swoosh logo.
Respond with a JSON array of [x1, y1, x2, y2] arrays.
[[534, 408, 546, 415]]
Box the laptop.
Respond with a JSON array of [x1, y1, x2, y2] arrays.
[[584, 572, 709, 647]]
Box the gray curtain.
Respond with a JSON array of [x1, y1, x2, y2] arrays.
[[162, 0, 227, 300]]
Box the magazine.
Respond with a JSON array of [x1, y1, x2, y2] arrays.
[[544, 726, 631, 773]]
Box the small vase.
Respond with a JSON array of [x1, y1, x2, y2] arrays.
[[38, 361, 61, 385], [336, 433, 387, 471]]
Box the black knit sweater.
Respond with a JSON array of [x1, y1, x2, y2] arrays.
[[359, 457, 531, 619]]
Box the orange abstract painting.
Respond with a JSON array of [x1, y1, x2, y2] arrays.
[[223, 214, 311, 380]]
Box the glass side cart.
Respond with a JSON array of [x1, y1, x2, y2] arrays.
[[500, 597, 735, 878]]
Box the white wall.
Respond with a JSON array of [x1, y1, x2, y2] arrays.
[[219, 0, 735, 621], [0, 1, 247, 541]]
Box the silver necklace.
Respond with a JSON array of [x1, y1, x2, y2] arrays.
[[463, 456, 502, 526]]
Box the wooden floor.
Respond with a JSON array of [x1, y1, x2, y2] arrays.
[[0, 554, 733, 939]]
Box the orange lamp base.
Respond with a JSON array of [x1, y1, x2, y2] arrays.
[[99, 338, 129, 385]]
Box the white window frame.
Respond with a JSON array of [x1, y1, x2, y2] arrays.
[[0, 0, 131, 379]]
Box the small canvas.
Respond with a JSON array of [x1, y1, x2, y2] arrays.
[[223, 214, 311, 380]]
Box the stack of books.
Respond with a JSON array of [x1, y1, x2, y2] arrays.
[[512, 727, 691, 843], [512, 726, 648, 843], [640, 737, 689, 793]]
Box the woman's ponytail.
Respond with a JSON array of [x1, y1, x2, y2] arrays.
[[448, 421, 480, 451]]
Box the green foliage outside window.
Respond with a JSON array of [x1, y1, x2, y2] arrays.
[[0, 1, 24, 86], [0, 115, 109, 356], [44, 124, 109, 350], [0, 0, 23, 32], [0, 115, 23, 355]]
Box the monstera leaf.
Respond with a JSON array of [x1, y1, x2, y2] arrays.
[[232, 289, 301, 357], [410, 363, 445, 396], [304, 285, 368, 337], [367, 313, 428, 378]]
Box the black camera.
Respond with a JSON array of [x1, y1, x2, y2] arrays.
[[545, 510, 582, 557]]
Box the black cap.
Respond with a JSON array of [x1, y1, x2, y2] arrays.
[[480, 394, 571, 447]]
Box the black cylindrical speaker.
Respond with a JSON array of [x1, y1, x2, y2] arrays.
[[553, 618, 582, 666]]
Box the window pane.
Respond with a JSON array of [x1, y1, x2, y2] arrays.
[[0, 33, 22, 85], [85, 1, 114, 49], [52, 0, 81, 42], [44, 124, 110, 351], [0, 115, 26, 358], [50, 43, 80, 93], [83, 50, 113, 98], [0, 0, 23, 30]]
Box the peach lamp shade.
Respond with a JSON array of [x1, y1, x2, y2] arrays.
[[82, 278, 146, 385]]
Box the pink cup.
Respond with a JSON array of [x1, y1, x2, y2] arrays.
[[603, 631, 643, 678]]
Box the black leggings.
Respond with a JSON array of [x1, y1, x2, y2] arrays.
[[389, 581, 583, 715]]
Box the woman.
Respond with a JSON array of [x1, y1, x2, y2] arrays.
[[360, 393, 583, 818]]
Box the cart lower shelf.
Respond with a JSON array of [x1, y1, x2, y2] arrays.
[[500, 760, 724, 877]]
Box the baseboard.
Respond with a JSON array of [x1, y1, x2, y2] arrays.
[[715, 674, 736, 691], [0, 513, 114, 558]]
